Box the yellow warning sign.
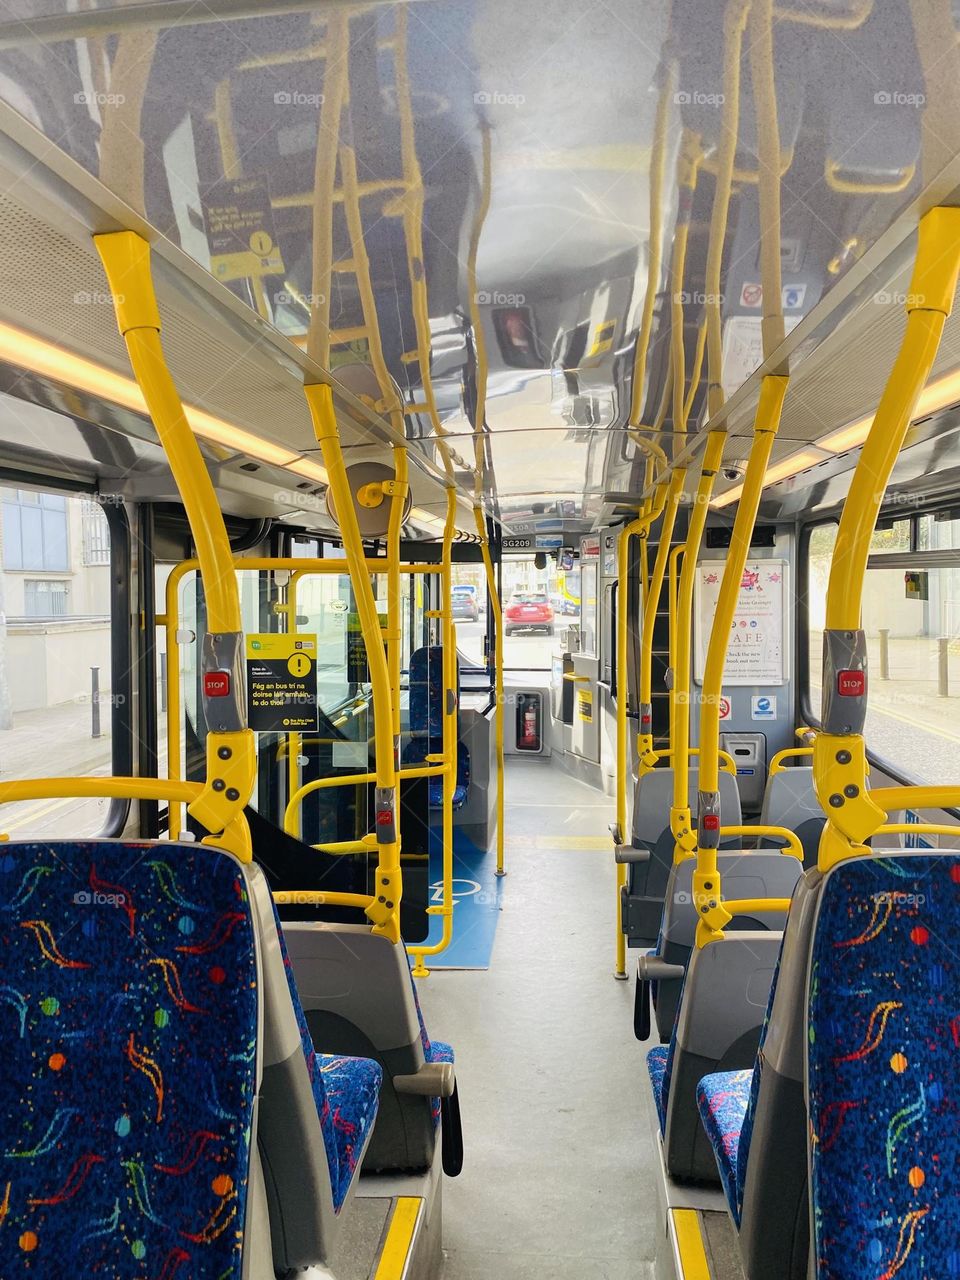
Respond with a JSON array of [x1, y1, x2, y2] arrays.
[[204, 175, 285, 283], [246, 633, 318, 731], [577, 688, 593, 722]]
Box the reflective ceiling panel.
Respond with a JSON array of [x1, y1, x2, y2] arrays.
[[0, 0, 952, 523]]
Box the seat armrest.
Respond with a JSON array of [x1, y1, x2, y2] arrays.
[[395, 1062, 455, 1098], [615, 845, 651, 864], [637, 955, 685, 982]]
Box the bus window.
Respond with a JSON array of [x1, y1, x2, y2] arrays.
[[0, 490, 121, 837], [502, 556, 567, 670], [451, 563, 487, 669]]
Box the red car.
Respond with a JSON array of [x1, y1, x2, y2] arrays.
[[504, 591, 555, 636]]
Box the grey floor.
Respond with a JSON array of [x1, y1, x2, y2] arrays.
[[417, 757, 659, 1279]]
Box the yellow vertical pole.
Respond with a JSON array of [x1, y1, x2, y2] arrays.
[[670, 432, 726, 859], [667, 544, 684, 769], [474, 506, 505, 877], [410, 487, 458, 973], [95, 231, 255, 853], [813, 206, 960, 871], [305, 384, 402, 941]]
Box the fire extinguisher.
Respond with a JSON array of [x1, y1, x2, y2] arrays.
[[518, 694, 540, 751]]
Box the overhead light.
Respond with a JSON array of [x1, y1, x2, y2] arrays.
[[410, 505, 447, 533], [712, 363, 960, 508], [0, 319, 306, 472], [286, 458, 329, 484]]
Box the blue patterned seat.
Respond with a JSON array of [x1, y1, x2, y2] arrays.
[[403, 646, 471, 810], [274, 912, 381, 1210], [807, 853, 960, 1278], [696, 1070, 753, 1223], [0, 840, 260, 1277], [647, 1045, 670, 1131]]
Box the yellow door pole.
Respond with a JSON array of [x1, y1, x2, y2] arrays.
[[474, 505, 506, 877], [410, 487, 458, 974], [95, 231, 255, 856], [670, 431, 726, 860], [306, 383, 402, 941], [813, 206, 960, 871]]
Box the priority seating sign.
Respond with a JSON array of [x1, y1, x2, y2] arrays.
[[246, 634, 319, 731]]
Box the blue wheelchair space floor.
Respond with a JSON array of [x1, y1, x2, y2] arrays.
[[422, 831, 502, 969]]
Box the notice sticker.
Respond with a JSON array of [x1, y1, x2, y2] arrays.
[[246, 633, 319, 731]]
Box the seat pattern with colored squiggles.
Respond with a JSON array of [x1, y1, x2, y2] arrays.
[[808, 854, 960, 1278], [0, 841, 259, 1278]]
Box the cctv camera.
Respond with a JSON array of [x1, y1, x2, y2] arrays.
[[722, 460, 748, 482]]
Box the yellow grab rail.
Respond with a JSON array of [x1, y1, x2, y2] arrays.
[[813, 207, 960, 872], [0, 777, 251, 861], [719, 825, 804, 861], [95, 231, 255, 854], [306, 383, 401, 940], [474, 505, 505, 878], [769, 746, 815, 774], [875, 824, 960, 842], [642, 747, 738, 777], [711, 897, 794, 917]]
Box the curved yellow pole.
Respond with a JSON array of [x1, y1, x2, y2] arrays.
[[95, 231, 255, 850], [670, 431, 726, 859], [692, 378, 787, 947], [473, 506, 505, 877], [409, 487, 458, 973], [813, 206, 960, 872], [670, 130, 704, 432], [306, 383, 401, 941]]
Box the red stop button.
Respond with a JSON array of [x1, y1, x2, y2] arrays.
[[837, 669, 865, 697], [204, 670, 231, 698], [702, 814, 720, 832]]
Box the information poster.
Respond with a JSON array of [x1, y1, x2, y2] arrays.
[[246, 633, 319, 731], [203, 175, 285, 283], [694, 560, 787, 686]]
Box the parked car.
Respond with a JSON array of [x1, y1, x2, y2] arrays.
[[451, 584, 479, 621], [504, 591, 555, 636]]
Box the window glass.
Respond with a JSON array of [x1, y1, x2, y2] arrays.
[[451, 564, 487, 668], [0, 490, 115, 837], [502, 555, 566, 669], [806, 515, 960, 785]]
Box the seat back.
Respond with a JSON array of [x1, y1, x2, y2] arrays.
[[625, 768, 742, 947], [281, 921, 443, 1173], [653, 851, 801, 1040], [664, 932, 783, 1184], [0, 838, 375, 1279], [759, 766, 824, 868], [737, 867, 823, 1280], [0, 840, 270, 1278], [806, 853, 960, 1279]]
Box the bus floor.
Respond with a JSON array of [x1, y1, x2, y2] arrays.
[[416, 756, 659, 1279]]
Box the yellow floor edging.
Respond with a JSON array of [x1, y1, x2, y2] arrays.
[[672, 1207, 711, 1280], [373, 1196, 422, 1279]]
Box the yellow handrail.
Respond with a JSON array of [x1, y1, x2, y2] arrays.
[[813, 207, 960, 872], [95, 231, 256, 854], [643, 747, 738, 776], [875, 824, 960, 841], [719, 825, 803, 861], [769, 746, 814, 774], [284, 764, 446, 835], [474, 505, 505, 878], [306, 383, 401, 940]]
